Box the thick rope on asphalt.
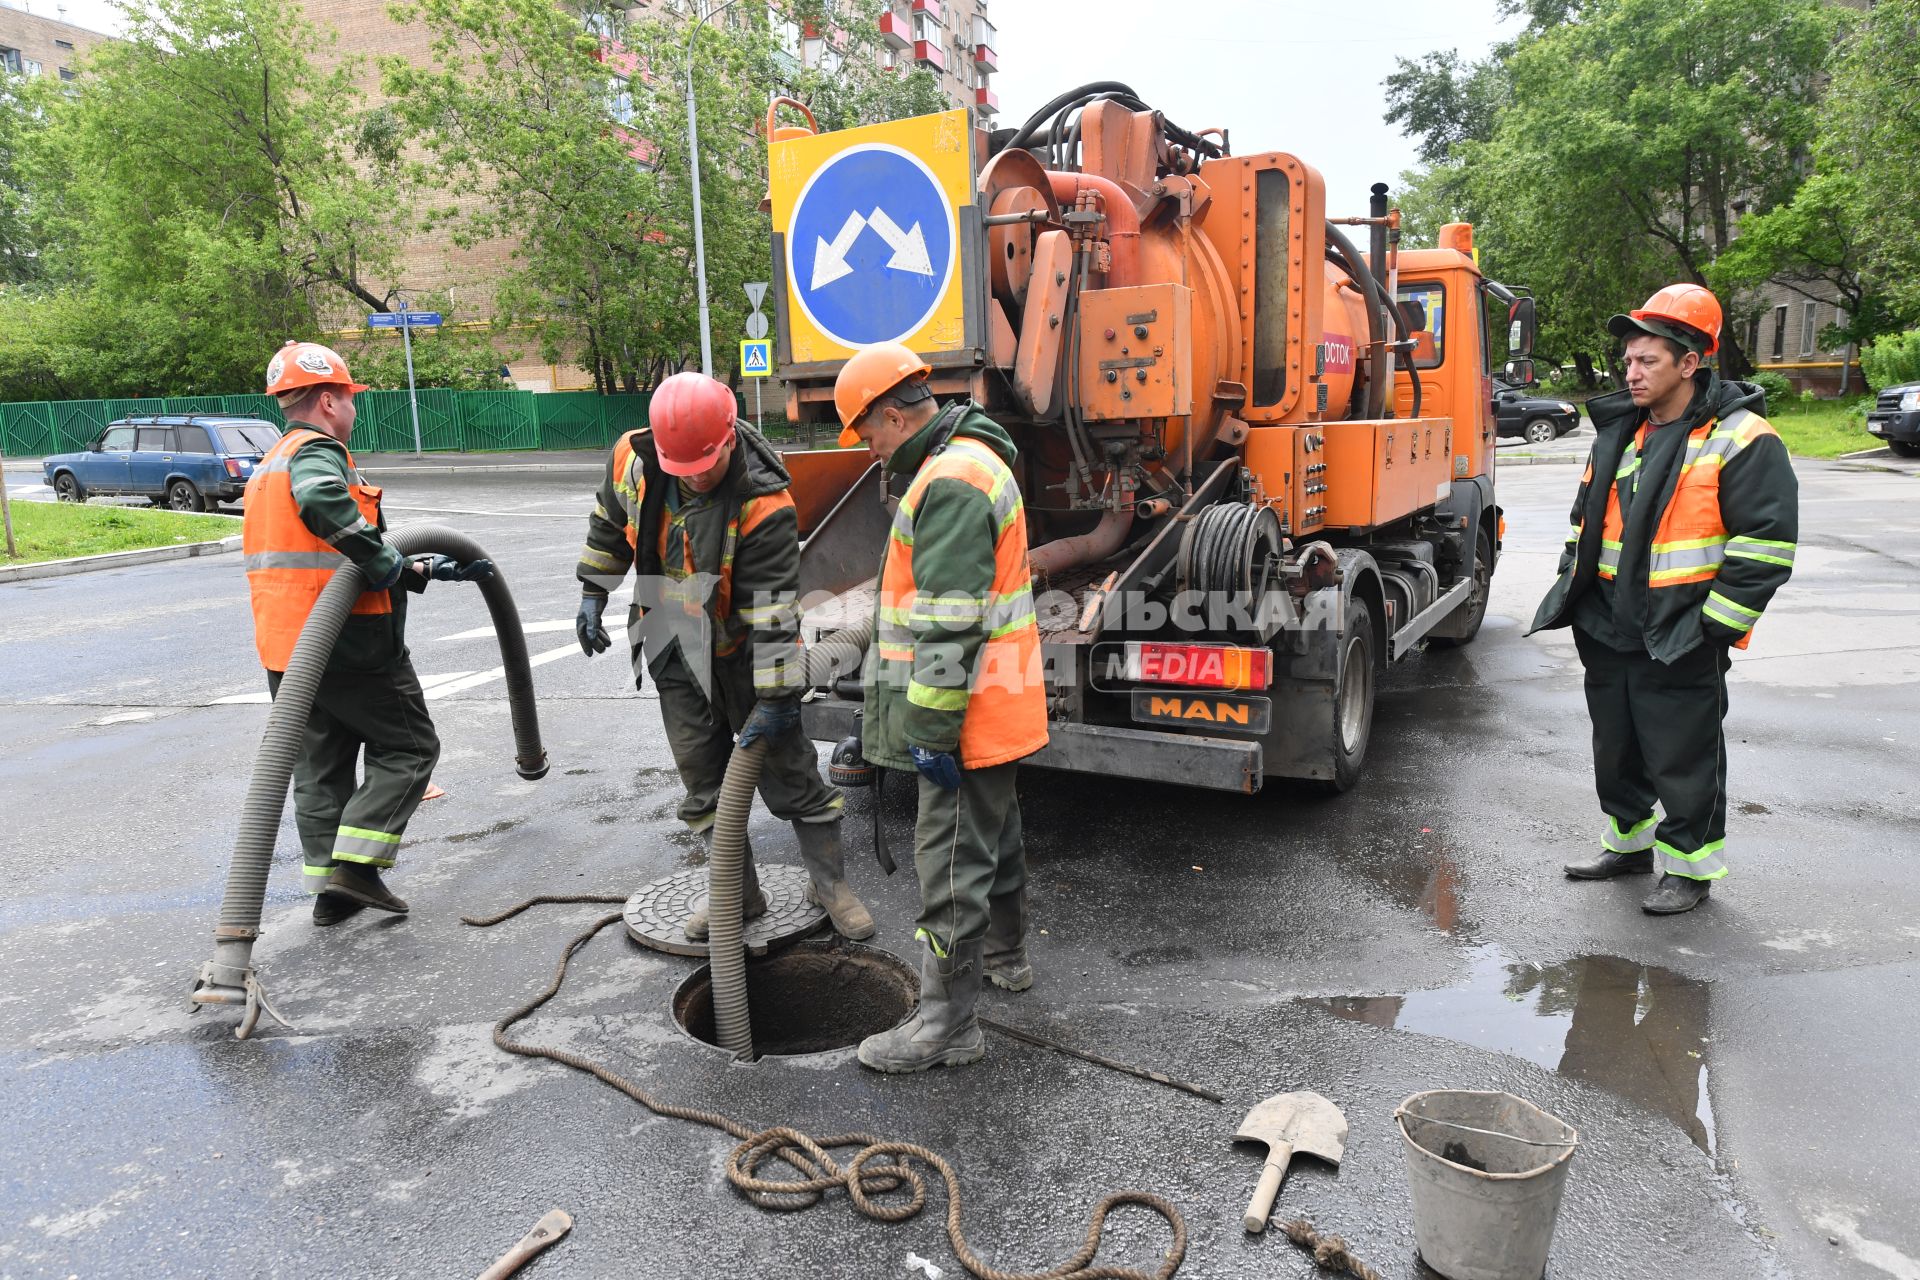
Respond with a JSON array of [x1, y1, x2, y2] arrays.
[[461, 899, 1189, 1280]]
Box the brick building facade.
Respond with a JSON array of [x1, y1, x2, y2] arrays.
[[0, 2, 111, 85]]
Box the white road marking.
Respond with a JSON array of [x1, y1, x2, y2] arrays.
[[208, 667, 479, 706], [425, 642, 578, 699], [439, 619, 576, 641]]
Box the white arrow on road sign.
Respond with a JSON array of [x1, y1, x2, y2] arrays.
[[865, 208, 933, 277], [812, 213, 866, 289], [744, 281, 768, 311]]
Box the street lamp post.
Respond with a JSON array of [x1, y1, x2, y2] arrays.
[[685, 0, 743, 378]]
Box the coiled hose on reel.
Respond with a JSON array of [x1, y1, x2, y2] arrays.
[[707, 617, 874, 1059], [190, 524, 549, 1039]]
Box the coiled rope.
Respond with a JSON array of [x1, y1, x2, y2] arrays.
[[462, 896, 1188, 1280]]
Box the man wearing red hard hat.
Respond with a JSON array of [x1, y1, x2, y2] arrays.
[[573, 371, 871, 942], [1530, 285, 1798, 915], [245, 341, 493, 927]]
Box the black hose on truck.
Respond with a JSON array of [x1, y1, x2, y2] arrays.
[[190, 524, 548, 1039], [706, 617, 874, 1058]]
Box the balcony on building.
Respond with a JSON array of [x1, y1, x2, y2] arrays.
[[972, 15, 997, 70], [914, 38, 945, 72], [975, 85, 998, 117], [878, 10, 910, 49], [910, 0, 942, 21]]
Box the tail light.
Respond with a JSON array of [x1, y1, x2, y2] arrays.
[[224, 459, 243, 478], [1117, 641, 1272, 691]]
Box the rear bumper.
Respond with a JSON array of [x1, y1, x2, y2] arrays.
[[801, 699, 1263, 794]]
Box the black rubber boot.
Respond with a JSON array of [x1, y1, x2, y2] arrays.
[[982, 889, 1032, 992], [1642, 874, 1711, 915], [325, 863, 409, 914], [857, 940, 987, 1073], [1564, 850, 1654, 880], [311, 890, 365, 927], [684, 836, 768, 942]]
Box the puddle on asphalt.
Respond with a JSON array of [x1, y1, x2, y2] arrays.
[[1311, 945, 1716, 1155]]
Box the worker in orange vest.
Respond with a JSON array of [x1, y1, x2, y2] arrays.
[[244, 341, 494, 926], [1530, 286, 1798, 914], [832, 344, 1049, 1074], [573, 371, 872, 943]]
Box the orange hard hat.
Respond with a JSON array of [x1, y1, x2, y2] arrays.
[[1608, 283, 1722, 356], [649, 371, 739, 477], [833, 342, 931, 447], [266, 341, 369, 396]]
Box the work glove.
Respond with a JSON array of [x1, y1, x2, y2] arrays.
[[737, 698, 802, 751], [909, 745, 963, 791], [416, 554, 495, 583], [576, 593, 612, 656]]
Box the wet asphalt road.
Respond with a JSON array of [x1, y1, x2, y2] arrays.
[[3, 455, 1918, 1280]]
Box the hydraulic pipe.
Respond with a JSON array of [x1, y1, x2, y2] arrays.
[[1029, 504, 1134, 576], [1046, 173, 1141, 286], [706, 618, 875, 1060], [1327, 222, 1389, 420], [191, 525, 548, 1039]]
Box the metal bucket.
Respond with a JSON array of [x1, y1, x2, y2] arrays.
[[1396, 1090, 1579, 1280]]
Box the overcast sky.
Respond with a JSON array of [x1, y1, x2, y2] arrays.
[[29, 0, 1521, 209], [993, 0, 1522, 215]]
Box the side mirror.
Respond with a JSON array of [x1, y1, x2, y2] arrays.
[[1508, 297, 1537, 356], [1504, 358, 1537, 387]]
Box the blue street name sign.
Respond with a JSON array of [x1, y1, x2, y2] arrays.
[[367, 311, 444, 329]]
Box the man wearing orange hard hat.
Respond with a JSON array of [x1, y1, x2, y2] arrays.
[[1531, 284, 1798, 915], [244, 341, 493, 927], [573, 370, 872, 943], [832, 343, 1048, 1074]]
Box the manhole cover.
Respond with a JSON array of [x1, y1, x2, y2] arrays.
[[672, 938, 919, 1060], [624, 865, 826, 957]]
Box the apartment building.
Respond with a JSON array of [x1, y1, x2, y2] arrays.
[[0, 1, 112, 85]]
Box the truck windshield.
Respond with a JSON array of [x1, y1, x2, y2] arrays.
[[220, 425, 282, 454]]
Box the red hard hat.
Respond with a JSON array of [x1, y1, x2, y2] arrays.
[[649, 372, 738, 477], [266, 341, 368, 396]]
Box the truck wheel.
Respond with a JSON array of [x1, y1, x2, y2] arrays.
[[1316, 597, 1376, 794], [54, 473, 84, 503], [1429, 527, 1493, 649], [1524, 418, 1557, 445], [167, 479, 205, 512], [1890, 440, 1920, 458]]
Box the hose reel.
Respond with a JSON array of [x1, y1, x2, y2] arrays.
[[1175, 503, 1284, 640]]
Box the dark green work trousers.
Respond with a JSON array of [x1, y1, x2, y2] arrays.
[[1573, 628, 1731, 881], [268, 662, 440, 892], [912, 761, 1026, 957], [650, 647, 841, 832]]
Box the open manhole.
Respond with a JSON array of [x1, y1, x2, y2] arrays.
[[672, 938, 918, 1061]]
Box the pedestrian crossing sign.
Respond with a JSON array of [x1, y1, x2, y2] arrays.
[[741, 339, 772, 378]]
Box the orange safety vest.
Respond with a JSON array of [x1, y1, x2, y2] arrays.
[[877, 435, 1048, 769], [611, 430, 796, 657], [1593, 407, 1775, 651], [242, 428, 391, 671]]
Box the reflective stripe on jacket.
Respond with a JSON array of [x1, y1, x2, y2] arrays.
[[242, 428, 391, 671], [866, 410, 1048, 771]]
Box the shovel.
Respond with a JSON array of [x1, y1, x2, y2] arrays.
[[1234, 1091, 1347, 1233]]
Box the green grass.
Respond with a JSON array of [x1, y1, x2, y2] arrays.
[[1, 501, 236, 565], [1765, 399, 1881, 459]]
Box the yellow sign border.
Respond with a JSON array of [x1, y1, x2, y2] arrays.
[[740, 338, 772, 378]]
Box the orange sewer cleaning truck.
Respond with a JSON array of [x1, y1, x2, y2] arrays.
[[767, 84, 1537, 795]]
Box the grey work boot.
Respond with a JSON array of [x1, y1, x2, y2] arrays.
[[982, 889, 1032, 992], [1564, 849, 1653, 879], [858, 940, 987, 1073], [795, 819, 875, 940], [1642, 873, 1711, 915], [683, 836, 769, 942], [325, 863, 409, 914]]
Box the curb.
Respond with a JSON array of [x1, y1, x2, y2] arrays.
[[1839, 446, 1893, 460], [1495, 452, 1588, 466], [0, 533, 242, 584], [358, 462, 603, 476]]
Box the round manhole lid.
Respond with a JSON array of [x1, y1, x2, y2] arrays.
[[624, 865, 826, 957]]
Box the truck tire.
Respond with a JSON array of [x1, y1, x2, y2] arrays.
[[1315, 597, 1375, 794], [1429, 527, 1493, 649], [1890, 440, 1920, 458], [1523, 417, 1557, 445]]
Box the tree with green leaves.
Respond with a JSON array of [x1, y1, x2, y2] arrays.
[[1816, 0, 1920, 321], [0, 0, 421, 401], [0, 78, 40, 288]]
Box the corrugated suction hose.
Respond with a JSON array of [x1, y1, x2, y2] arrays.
[[190, 524, 549, 1038], [708, 617, 873, 1058]]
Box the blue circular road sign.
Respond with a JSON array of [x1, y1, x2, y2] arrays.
[[786, 143, 956, 350]]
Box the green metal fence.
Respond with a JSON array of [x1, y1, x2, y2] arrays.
[[0, 389, 658, 458]]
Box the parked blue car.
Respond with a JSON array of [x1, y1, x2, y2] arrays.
[[42, 416, 283, 511]]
